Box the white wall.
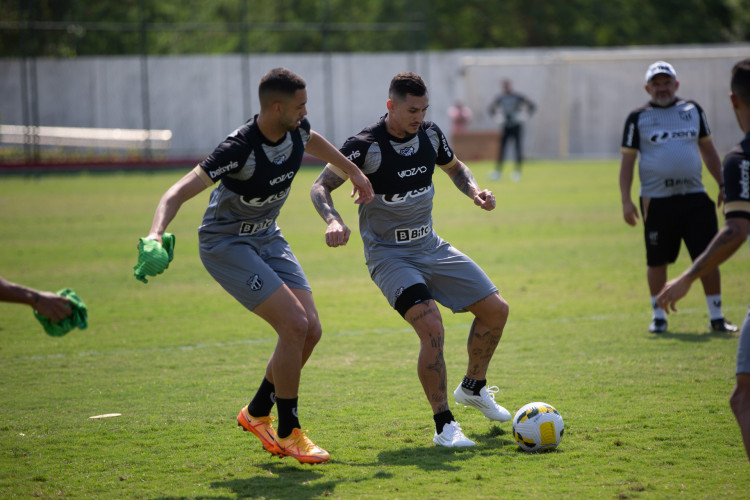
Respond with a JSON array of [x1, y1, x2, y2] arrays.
[[1, 44, 748, 161]]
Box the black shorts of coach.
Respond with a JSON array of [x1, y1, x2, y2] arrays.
[[640, 192, 718, 267]]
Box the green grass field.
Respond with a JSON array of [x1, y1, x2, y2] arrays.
[[1, 160, 748, 499]]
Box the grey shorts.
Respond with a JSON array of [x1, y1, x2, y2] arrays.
[[369, 239, 497, 313], [737, 307, 750, 375], [198, 227, 311, 311]]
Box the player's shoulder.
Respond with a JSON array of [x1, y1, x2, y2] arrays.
[[625, 103, 650, 121], [723, 135, 750, 167], [421, 120, 446, 136]]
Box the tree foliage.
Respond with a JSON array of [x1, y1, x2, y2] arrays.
[[1, 0, 748, 57]]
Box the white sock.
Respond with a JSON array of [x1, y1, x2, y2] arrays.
[[651, 296, 667, 320], [706, 294, 723, 320]]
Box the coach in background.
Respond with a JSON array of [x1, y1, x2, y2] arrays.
[[311, 72, 511, 448], [658, 58, 750, 462], [619, 60, 737, 334]]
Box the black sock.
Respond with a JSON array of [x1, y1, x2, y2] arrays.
[[461, 376, 486, 396], [247, 377, 276, 417], [433, 410, 455, 434], [276, 397, 301, 439]]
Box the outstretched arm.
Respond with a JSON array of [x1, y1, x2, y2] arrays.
[[0, 277, 72, 322], [657, 217, 749, 312], [441, 159, 496, 211], [311, 167, 352, 247], [306, 131, 373, 204]]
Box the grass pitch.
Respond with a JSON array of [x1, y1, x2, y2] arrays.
[[0, 160, 748, 499]]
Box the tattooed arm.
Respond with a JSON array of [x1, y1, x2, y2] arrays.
[[658, 217, 749, 312], [441, 158, 496, 211], [311, 166, 352, 247]]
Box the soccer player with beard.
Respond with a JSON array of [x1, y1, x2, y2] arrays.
[[142, 67, 373, 464], [311, 72, 511, 448]]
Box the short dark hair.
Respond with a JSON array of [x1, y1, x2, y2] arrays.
[[731, 58, 750, 106], [258, 68, 306, 107], [389, 72, 427, 101]]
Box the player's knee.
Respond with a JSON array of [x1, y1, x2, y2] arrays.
[[730, 374, 750, 415], [306, 317, 322, 347]]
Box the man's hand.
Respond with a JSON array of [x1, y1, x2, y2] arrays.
[[657, 276, 692, 313], [348, 171, 374, 205], [474, 189, 496, 211], [622, 200, 640, 226], [34, 292, 73, 323], [325, 219, 351, 248]]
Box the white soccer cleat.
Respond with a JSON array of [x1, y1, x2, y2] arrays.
[[433, 421, 476, 447], [454, 384, 512, 422]]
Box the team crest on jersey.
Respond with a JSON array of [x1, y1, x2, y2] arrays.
[[679, 110, 693, 121], [398, 146, 416, 157], [246, 274, 264, 291], [273, 155, 286, 165]]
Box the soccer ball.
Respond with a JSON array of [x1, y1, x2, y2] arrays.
[[512, 402, 564, 452]]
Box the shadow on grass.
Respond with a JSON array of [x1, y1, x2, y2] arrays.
[[376, 424, 517, 470], [648, 329, 737, 343], [153, 465, 337, 500]]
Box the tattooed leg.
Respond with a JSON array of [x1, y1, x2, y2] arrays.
[[406, 300, 449, 414], [465, 292, 509, 379]]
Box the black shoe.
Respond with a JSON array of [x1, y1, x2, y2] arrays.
[[710, 318, 739, 332], [649, 318, 667, 333]]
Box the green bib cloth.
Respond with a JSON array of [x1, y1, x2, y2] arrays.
[[34, 288, 88, 337], [133, 233, 175, 283]]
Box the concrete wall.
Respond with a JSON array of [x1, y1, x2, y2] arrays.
[[1, 44, 748, 162]]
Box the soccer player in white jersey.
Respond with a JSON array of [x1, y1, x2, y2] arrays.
[[311, 72, 512, 448], [141, 68, 373, 464], [658, 58, 750, 462], [619, 61, 737, 334]]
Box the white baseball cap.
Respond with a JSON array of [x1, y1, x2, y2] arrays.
[[645, 61, 677, 83]]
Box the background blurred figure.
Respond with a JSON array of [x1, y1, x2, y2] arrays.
[[448, 99, 473, 137], [487, 79, 536, 181], [0, 276, 72, 323], [619, 60, 737, 335], [657, 58, 750, 462]]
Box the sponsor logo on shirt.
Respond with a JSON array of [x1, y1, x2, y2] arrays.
[[347, 149, 361, 161], [664, 178, 697, 188], [740, 160, 750, 199], [395, 223, 431, 243], [239, 218, 274, 235], [382, 186, 431, 204], [649, 129, 698, 144], [625, 123, 635, 147], [441, 133, 452, 158], [209, 161, 239, 179], [270, 171, 295, 185], [241, 187, 291, 207], [397, 166, 428, 178]]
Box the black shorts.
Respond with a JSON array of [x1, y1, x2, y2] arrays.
[[641, 192, 718, 267]]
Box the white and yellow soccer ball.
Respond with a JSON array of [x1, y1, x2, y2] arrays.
[[512, 402, 564, 452]]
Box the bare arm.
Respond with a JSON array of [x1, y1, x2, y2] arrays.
[[146, 167, 209, 243], [658, 218, 749, 312], [306, 131, 373, 204], [698, 138, 725, 206], [619, 150, 639, 226], [310, 166, 352, 247], [0, 277, 72, 322], [441, 159, 496, 211]]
